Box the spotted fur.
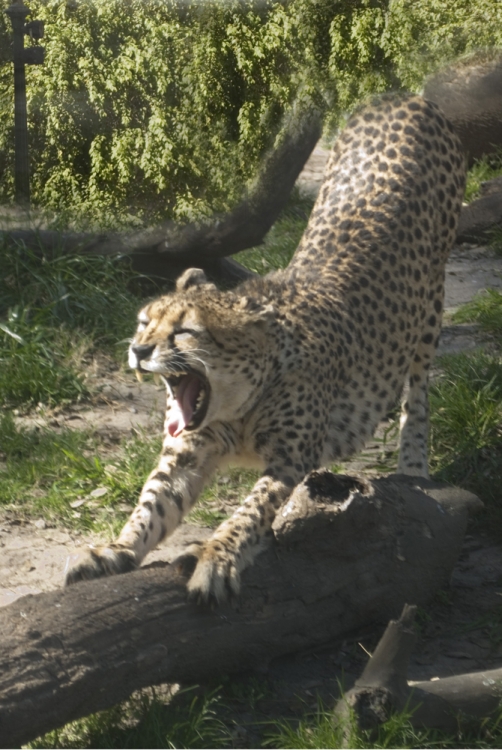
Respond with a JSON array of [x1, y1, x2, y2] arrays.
[[65, 94, 465, 602]]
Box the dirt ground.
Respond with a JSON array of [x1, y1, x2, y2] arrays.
[[2, 150, 502, 738]]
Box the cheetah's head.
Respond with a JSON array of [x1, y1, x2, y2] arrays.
[[128, 268, 273, 436]]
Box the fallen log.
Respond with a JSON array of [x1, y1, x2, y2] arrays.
[[424, 54, 502, 167], [335, 602, 502, 737], [457, 191, 502, 245], [0, 473, 480, 747], [0, 105, 322, 286]]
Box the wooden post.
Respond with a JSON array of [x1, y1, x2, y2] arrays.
[[5, 1, 31, 205], [5, 1, 45, 206]]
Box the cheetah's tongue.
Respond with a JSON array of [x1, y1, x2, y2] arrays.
[[167, 374, 201, 437]]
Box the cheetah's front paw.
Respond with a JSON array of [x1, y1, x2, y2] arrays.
[[65, 546, 137, 585], [182, 541, 241, 604]]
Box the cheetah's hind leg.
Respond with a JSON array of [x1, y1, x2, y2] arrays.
[[397, 305, 443, 477], [397, 372, 429, 478]]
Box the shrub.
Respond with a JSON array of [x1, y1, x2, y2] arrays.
[[2, 0, 501, 226]]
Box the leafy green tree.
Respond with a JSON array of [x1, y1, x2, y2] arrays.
[[1, 0, 501, 226], [383, 0, 502, 90]]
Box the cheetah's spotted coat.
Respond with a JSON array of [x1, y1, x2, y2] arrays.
[[66, 95, 466, 602]]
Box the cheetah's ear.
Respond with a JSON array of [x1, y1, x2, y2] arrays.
[[176, 268, 216, 293]]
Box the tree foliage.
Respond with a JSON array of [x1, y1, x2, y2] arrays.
[[384, 0, 502, 90], [0, 0, 501, 226]]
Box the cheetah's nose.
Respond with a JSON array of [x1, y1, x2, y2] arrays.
[[132, 343, 155, 361]]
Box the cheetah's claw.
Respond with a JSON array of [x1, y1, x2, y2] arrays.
[[64, 546, 138, 585], [178, 541, 241, 605]]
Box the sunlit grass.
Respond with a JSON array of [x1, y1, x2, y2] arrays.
[[236, 191, 313, 274], [464, 150, 502, 203], [0, 411, 259, 535], [189, 468, 260, 527], [0, 307, 91, 408], [265, 700, 502, 749], [26, 680, 502, 749], [0, 412, 161, 535], [453, 288, 502, 335], [0, 238, 142, 343], [0, 237, 142, 408], [30, 687, 230, 749], [429, 351, 502, 513]]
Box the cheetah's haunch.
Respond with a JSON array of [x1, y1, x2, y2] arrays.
[[66, 94, 466, 603]]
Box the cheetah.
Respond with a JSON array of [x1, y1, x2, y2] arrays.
[[66, 94, 466, 603]]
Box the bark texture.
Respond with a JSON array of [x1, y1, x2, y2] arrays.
[[336, 602, 502, 737], [0, 472, 478, 748], [456, 190, 502, 244], [424, 55, 502, 166]]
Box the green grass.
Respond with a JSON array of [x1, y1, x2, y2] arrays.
[[0, 306, 90, 408], [0, 412, 161, 534], [189, 467, 259, 527], [0, 240, 139, 340], [265, 701, 502, 749], [30, 687, 230, 749], [453, 288, 502, 334], [430, 291, 502, 512], [464, 150, 502, 203], [0, 411, 260, 534], [236, 190, 313, 274], [0, 237, 142, 408], [429, 351, 502, 510], [25, 682, 502, 749]]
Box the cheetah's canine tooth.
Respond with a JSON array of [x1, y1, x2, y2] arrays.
[[135, 370, 143, 383], [153, 373, 162, 386]]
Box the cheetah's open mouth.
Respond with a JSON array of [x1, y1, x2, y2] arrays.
[[164, 370, 210, 437]]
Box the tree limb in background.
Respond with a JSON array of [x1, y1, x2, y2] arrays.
[[0, 103, 323, 285]]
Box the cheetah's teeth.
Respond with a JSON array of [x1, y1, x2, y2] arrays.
[[195, 388, 206, 411], [135, 370, 144, 383], [153, 373, 162, 386]]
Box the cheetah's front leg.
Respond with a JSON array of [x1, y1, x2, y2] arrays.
[[185, 475, 291, 603], [65, 432, 223, 584]]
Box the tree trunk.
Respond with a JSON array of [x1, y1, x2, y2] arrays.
[[0, 105, 322, 286], [0, 472, 479, 748], [457, 190, 502, 245], [335, 602, 502, 737]]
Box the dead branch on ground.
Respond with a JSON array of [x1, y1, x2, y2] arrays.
[[335, 601, 502, 738]]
